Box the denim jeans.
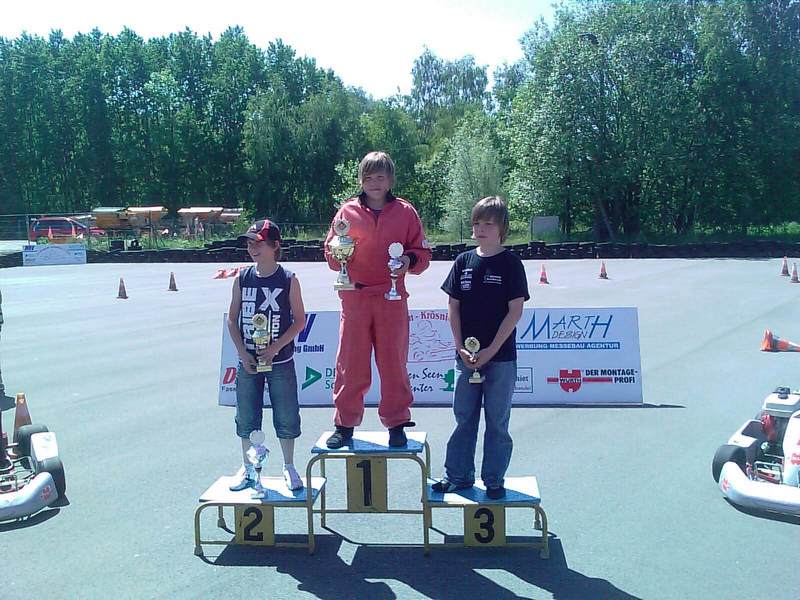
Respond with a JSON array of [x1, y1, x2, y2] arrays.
[[443, 356, 516, 488], [235, 359, 301, 439]]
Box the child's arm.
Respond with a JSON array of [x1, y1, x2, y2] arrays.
[[402, 206, 432, 275], [256, 275, 307, 363], [448, 296, 474, 364], [471, 297, 525, 370], [226, 276, 257, 374]]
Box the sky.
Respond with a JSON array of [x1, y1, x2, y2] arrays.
[[1, 0, 555, 98]]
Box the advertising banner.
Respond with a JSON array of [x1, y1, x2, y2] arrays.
[[22, 243, 87, 266], [219, 307, 643, 407]]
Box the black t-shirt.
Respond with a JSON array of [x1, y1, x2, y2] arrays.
[[441, 249, 530, 362]]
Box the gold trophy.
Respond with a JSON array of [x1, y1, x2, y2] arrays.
[[328, 218, 356, 290], [385, 242, 404, 301], [251, 312, 273, 373], [464, 337, 485, 384]]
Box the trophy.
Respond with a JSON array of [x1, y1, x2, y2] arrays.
[[385, 242, 404, 301], [247, 430, 269, 499], [464, 337, 485, 384], [328, 218, 356, 290], [251, 312, 273, 373]]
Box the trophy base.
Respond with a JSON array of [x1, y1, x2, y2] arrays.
[[334, 281, 356, 291], [251, 487, 269, 500], [468, 372, 485, 384], [256, 363, 273, 373], [384, 292, 402, 301]]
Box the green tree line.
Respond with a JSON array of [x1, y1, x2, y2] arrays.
[[1, 1, 798, 240]]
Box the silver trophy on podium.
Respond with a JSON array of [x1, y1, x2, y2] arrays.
[[328, 218, 356, 290], [247, 430, 269, 499], [385, 242, 404, 301], [251, 313, 273, 373]]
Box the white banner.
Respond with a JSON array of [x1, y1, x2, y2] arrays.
[[22, 243, 87, 266], [218, 307, 643, 407]]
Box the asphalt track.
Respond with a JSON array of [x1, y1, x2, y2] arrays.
[[2, 257, 799, 600]]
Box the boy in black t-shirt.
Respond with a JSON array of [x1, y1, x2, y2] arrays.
[[434, 197, 529, 499]]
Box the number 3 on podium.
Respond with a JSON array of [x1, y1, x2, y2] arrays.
[[464, 506, 506, 546], [346, 457, 388, 512]]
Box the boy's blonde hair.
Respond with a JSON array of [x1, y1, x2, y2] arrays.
[[358, 151, 395, 183], [471, 196, 510, 243]]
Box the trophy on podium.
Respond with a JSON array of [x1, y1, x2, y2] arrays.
[[385, 242, 404, 301], [464, 337, 485, 384], [247, 430, 269, 499], [328, 218, 356, 290], [251, 312, 273, 373]]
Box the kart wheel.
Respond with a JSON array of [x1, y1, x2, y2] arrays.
[[712, 444, 745, 483], [39, 456, 66, 497], [15, 424, 49, 457]]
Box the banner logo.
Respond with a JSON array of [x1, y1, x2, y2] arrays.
[[302, 366, 322, 390]]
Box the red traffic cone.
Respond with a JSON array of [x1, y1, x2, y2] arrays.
[[539, 264, 549, 285], [761, 329, 800, 352], [791, 263, 799, 283], [168, 272, 178, 292], [781, 256, 790, 276], [213, 269, 227, 279], [599, 261, 609, 279], [117, 277, 128, 299], [11, 392, 32, 445]]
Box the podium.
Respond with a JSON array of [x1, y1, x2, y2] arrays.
[[306, 431, 431, 544], [194, 475, 326, 556], [424, 476, 549, 557]]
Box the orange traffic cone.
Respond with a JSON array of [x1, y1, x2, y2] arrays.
[[539, 264, 549, 284], [791, 263, 799, 283], [781, 257, 790, 276], [47, 227, 54, 240], [168, 272, 178, 292], [599, 261, 609, 279], [117, 277, 128, 299], [761, 329, 800, 352], [12, 393, 32, 444]]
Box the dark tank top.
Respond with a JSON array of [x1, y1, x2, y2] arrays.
[[238, 264, 294, 364]]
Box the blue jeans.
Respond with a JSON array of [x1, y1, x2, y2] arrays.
[[443, 357, 516, 488], [235, 359, 301, 439]]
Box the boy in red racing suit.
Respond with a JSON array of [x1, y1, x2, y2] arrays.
[[324, 152, 432, 448]]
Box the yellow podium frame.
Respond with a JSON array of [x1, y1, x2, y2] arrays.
[[194, 475, 326, 556], [423, 476, 549, 557], [306, 431, 431, 546]]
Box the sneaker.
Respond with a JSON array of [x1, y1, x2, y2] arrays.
[[431, 478, 473, 493], [229, 464, 256, 492], [282, 464, 304, 491], [388, 421, 416, 447], [486, 485, 506, 500], [326, 426, 354, 449]]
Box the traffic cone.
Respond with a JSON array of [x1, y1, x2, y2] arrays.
[[47, 227, 54, 240], [168, 272, 178, 292], [12, 393, 32, 444], [791, 263, 799, 283], [761, 329, 800, 352], [781, 256, 789, 276], [539, 264, 549, 284], [599, 261, 609, 279], [117, 277, 128, 299], [213, 269, 227, 279], [226, 266, 240, 278]]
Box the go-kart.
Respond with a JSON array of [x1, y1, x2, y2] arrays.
[[0, 423, 66, 521], [712, 387, 800, 516]]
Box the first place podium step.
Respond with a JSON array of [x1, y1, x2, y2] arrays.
[[307, 431, 431, 539], [194, 475, 326, 556]]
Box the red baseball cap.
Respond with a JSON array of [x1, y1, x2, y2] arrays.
[[237, 219, 281, 243]]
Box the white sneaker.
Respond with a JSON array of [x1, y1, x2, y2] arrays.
[[229, 464, 256, 492], [282, 464, 304, 490]]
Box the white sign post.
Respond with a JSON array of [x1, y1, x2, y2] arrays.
[[219, 307, 643, 407]]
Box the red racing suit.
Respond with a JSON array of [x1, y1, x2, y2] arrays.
[[324, 195, 432, 428]]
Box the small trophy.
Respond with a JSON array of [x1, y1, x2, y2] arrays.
[[251, 312, 273, 373], [385, 242, 404, 301], [247, 430, 269, 499], [328, 218, 356, 290], [464, 337, 485, 384]]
